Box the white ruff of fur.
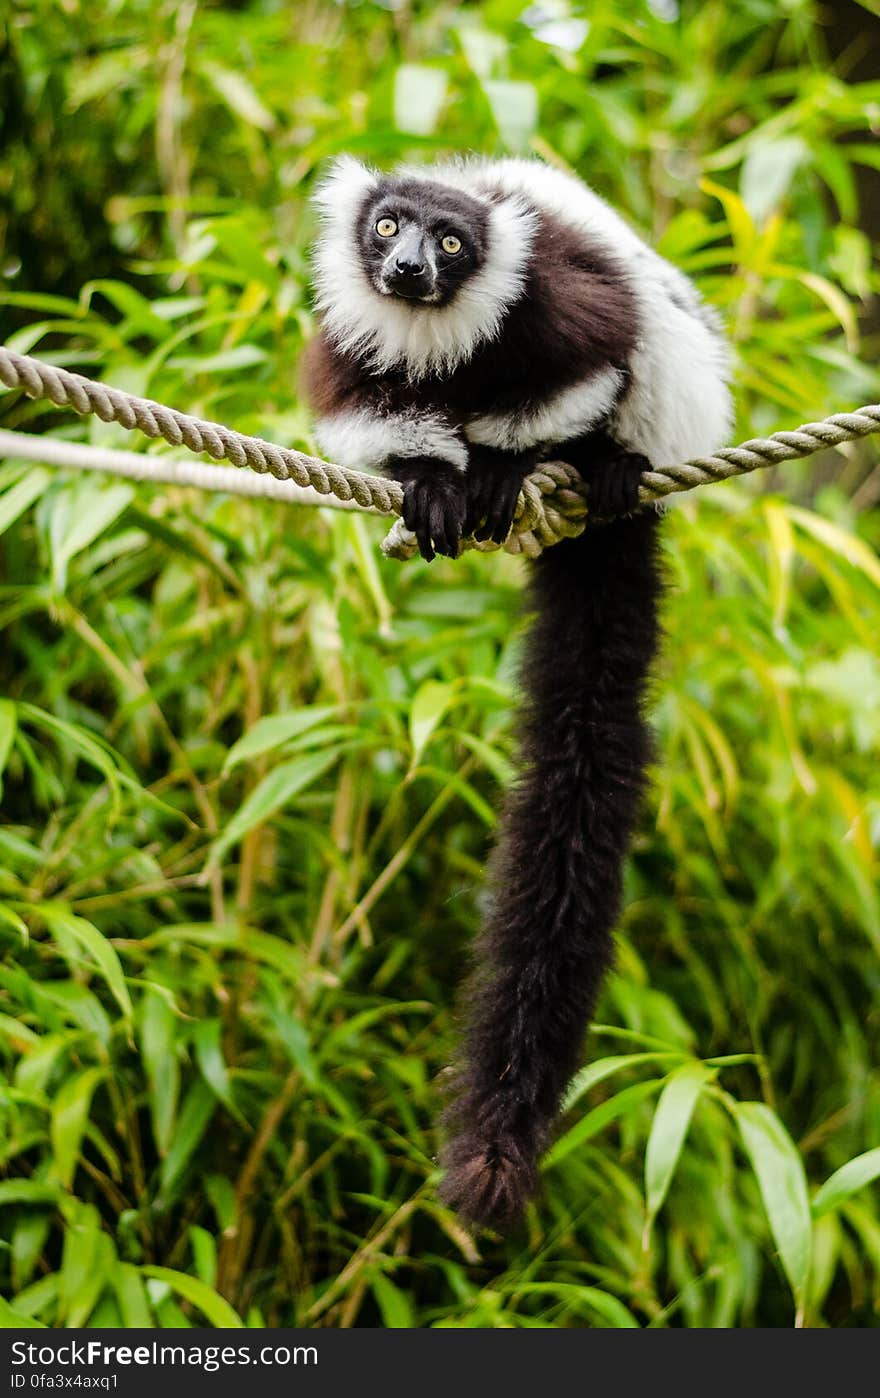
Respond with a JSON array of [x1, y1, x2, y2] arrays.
[[312, 155, 537, 380], [466, 367, 624, 452], [315, 408, 467, 472]]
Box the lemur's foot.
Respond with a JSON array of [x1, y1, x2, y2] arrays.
[[390, 457, 467, 562], [579, 445, 649, 519], [465, 447, 538, 545]]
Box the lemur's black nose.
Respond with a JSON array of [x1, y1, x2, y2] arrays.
[[395, 256, 425, 277]]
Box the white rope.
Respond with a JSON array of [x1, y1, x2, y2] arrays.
[[0, 429, 383, 513]]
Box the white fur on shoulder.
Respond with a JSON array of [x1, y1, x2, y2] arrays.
[[613, 284, 733, 465], [466, 367, 624, 452], [312, 156, 537, 379], [315, 408, 468, 472]]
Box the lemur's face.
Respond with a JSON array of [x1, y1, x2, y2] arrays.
[[357, 177, 489, 307]]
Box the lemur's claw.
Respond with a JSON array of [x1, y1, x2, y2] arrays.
[[466, 448, 535, 545], [474, 475, 524, 544], [401, 476, 466, 562], [583, 449, 649, 519]]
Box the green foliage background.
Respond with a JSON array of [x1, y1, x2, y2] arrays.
[[1, 0, 879, 1329]]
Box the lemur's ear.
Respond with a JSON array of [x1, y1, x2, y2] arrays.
[[312, 155, 378, 223]]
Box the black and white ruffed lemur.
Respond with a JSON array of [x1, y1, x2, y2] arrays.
[[303, 155, 732, 1227]]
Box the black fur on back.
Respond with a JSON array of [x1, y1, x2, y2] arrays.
[[439, 505, 663, 1226]]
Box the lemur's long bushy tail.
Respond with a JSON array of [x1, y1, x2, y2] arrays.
[[439, 509, 663, 1226]]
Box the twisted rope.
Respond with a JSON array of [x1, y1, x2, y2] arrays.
[[2, 347, 878, 562], [0, 348, 402, 515], [0, 429, 383, 514]]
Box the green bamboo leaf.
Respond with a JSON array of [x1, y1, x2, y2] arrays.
[[811, 1149, 880, 1220], [394, 64, 448, 136], [0, 1295, 46, 1328], [320, 1001, 431, 1056], [0, 698, 16, 796], [768, 265, 858, 350], [193, 1018, 240, 1118], [223, 705, 340, 771], [0, 1012, 38, 1049], [18, 704, 125, 808], [206, 217, 279, 288], [208, 748, 340, 867], [409, 679, 456, 768], [701, 177, 756, 258], [50, 1066, 106, 1189], [200, 60, 276, 132], [788, 506, 880, 590], [12, 1213, 52, 1292], [371, 1272, 414, 1328], [0, 1181, 62, 1207], [740, 137, 806, 225], [510, 1283, 639, 1328], [141, 1266, 244, 1328], [735, 1101, 812, 1314], [41, 906, 133, 1021], [762, 500, 796, 629], [205, 1175, 237, 1234], [58, 1202, 108, 1327], [645, 1063, 712, 1222], [347, 514, 393, 636], [0, 467, 52, 537], [113, 1263, 154, 1328], [146, 922, 305, 983], [456, 731, 514, 786], [13, 1034, 81, 1096], [483, 80, 538, 151], [563, 1053, 687, 1113], [5, 1273, 59, 1324], [26, 986, 110, 1047], [169, 345, 268, 373], [48, 480, 134, 590], [457, 25, 507, 80], [189, 1225, 218, 1288], [66, 1231, 114, 1329], [545, 1079, 666, 1169], [0, 290, 84, 316], [79, 280, 171, 339], [159, 1081, 216, 1201], [271, 1009, 317, 1085], [140, 988, 180, 1155], [0, 903, 28, 943]]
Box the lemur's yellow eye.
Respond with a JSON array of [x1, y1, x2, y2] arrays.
[[376, 218, 398, 237], [441, 234, 462, 255]]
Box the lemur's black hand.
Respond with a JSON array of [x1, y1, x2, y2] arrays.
[[465, 446, 539, 545], [386, 457, 467, 562], [558, 431, 649, 519]]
